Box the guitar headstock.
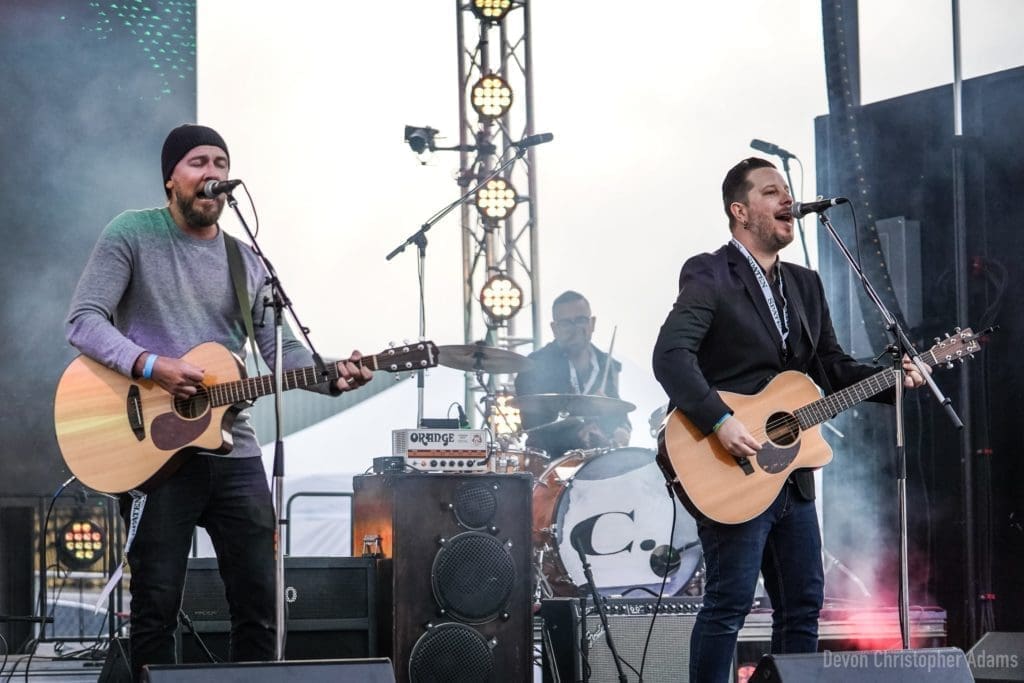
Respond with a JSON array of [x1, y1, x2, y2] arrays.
[[376, 340, 439, 374], [924, 327, 983, 368]]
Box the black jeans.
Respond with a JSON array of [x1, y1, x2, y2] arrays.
[[119, 454, 276, 682], [689, 482, 825, 683]]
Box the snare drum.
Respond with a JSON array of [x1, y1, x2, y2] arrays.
[[532, 446, 701, 597]]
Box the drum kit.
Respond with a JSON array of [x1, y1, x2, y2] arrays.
[[435, 343, 704, 600]]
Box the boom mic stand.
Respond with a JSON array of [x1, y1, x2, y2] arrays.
[[226, 190, 330, 661], [815, 207, 962, 649], [385, 143, 532, 426], [570, 527, 628, 683]]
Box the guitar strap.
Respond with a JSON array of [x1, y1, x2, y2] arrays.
[[95, 490, 147, 613], [224, 233, 263, 374]]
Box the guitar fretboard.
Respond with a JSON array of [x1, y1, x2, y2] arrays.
[[207, 362, 344, 407], [201, 343, 435, 407], [793, 347, 939, 429]]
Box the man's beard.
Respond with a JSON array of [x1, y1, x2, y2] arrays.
[[175, 191, 223, 230], [749, 213, 794, 252]]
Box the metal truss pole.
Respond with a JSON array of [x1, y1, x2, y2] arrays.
[[455, 0, 540, 424]]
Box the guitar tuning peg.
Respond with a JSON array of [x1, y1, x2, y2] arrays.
[[945, 362, 954, 369], [388, 341, 396, 348], [954, 326, 962, 334], [934, 337, 941, 344], [944, 332, 951, 338], [402, 338, 410, 345]]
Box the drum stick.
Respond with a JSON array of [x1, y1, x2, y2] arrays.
[[596, 325, 617, 396]]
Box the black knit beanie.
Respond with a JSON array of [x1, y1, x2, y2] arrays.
[[161, 124, 230, 188]]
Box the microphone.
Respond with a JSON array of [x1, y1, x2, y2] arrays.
[[791, 197, 849, 218], [750, 138, 796, 159], [511, 132, 554, 149], [200, 179, 242, 198], [456, 404, 470, 429]]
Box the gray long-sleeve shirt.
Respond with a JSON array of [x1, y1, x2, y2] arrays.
[[66, 206, 329, 459]]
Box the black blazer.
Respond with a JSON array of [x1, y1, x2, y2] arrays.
[[652, 242, 884, 502]]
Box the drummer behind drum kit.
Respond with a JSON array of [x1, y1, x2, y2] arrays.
[[431, 343, 704, 599]]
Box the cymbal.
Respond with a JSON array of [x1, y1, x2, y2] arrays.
[[437, 343, 531, 374], [514, 393, 636, 417], [525, 415, 585, 438]]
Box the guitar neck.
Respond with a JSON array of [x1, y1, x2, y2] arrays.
[[204, 362, 339, 407], [205, 353, 393, 408], [793, 346, 941, 429]]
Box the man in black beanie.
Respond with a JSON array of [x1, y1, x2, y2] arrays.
[[65, 124, 373, 680]]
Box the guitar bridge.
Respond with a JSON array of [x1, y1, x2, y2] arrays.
[[127, 385, 145, 442], [734, 455, 754, 475]]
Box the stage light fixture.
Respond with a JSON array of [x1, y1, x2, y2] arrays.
[[404, 125, 438, 154], [470, 0, 512, 22], [471, 74, 513, 120], [475, 178, 518, 221], [489, 390, 521, 435], [479, 273, 523, 322], [57, 519, 105, 570]]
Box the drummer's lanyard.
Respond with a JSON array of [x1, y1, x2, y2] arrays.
[[568, 347, 601, 394], [731, 237, 789, 350]]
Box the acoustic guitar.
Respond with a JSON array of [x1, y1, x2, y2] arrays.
[[657, 328, 982, 524], [54, 340, 438, 494]]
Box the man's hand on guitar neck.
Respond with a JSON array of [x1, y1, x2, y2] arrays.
[[334, 350, 374, 393], [715, 416, 762, 459], [133, 352, 205, 400]]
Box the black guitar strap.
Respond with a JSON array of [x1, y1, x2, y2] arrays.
[[224, 232, 262, 374]]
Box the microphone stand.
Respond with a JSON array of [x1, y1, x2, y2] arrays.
[[780, 156, 812, 268], [571, 529, 628, 683], [226, 192, 331, 661], [385, 144, 531, 426], [816, 209, 962, 649]]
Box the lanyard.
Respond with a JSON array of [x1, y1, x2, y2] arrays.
[[731, 238, 789, 348], [568, 347, 600, 394]]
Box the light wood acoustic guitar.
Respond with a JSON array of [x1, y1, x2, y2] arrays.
[[657, 328, 983, 524], [54, 340, 438, 494]]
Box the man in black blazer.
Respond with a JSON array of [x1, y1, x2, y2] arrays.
[[652, 157, 926, 682]]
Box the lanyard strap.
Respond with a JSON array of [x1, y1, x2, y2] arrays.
[[731, 238, 789, 347], [568, 347, 600, 394]]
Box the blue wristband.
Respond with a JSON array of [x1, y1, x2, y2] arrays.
[[142, 353, 158, 379], [712, 412, 732, 433]]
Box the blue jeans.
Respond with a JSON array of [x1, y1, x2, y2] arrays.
[[119, 454, 276, 682], [689, 481, 824, 683]]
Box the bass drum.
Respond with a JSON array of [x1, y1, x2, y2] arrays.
[[532, 446, 701, 597]]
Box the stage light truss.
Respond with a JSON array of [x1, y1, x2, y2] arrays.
[[456, 0, 540, 423]]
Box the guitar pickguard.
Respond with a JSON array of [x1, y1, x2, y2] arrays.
[[151, 410, 211, 450], [755, 440, 799, 474]]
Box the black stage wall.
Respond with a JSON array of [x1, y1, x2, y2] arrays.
[[0, 1, 197, 497], [815, 66, 1024, 646]]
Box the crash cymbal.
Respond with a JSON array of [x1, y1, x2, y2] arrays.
[[514, 393, 636, 417], [437, 343, 532, 374], [525, 415, 586, 438]]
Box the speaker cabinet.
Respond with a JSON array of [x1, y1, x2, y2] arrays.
[[750, 647, 973, 682], [178, 556, 377, 662], [968, 632, 1024, 682], [352, 473, 533, 683], [540, 596, 701, 682], [142, 657, 395, 682]]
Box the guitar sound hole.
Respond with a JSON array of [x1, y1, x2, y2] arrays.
[[175, 387, 210, 420], [765, 411, 800, 447]]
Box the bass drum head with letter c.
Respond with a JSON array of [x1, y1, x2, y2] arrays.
[[535, 446, 701, 597]]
